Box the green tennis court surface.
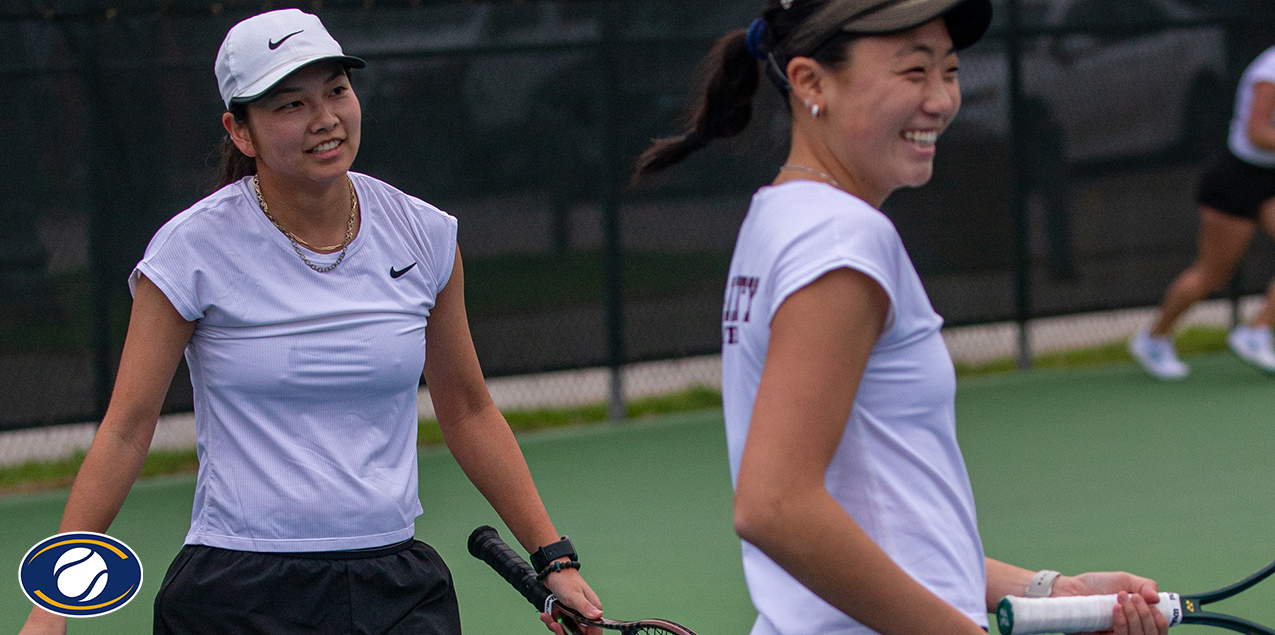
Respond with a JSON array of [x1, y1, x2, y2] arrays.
[[3, 352, 1273, 633]]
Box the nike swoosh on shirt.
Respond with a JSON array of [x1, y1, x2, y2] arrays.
[[390, 263, 417, 279], [268, 31, 303, 50]]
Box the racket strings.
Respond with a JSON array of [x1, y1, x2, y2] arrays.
[[623, 621, 698, 635]]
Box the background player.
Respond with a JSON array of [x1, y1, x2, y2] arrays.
[[1130, 44, 1275, 379]]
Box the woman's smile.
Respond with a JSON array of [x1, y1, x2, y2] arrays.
[[902, 129, 939, 148], [308, 138, 343, 155]]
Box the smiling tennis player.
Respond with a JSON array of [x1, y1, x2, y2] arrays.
[[636, 1, 1170, 634], [19, 9, 599, 635]]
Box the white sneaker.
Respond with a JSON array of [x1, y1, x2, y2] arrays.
[[1227, 324, 1275, 373], [1128, 328, 1189, 380]]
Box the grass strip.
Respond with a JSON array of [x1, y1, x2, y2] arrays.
[[0, 452, 85, 494], [416, 385, 722, 445], [0, 386, 724, 495], [953, 325, 1228, 375], [0, 448, 202, 496], [0, 324, 1233, 496]]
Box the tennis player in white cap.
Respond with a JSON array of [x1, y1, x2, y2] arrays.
[[636, 1, 1170, 634], [19, 9, 600, 635]]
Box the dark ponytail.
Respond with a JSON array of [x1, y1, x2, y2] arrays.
[[214, 103, 256, 191], [633, 29, 760, 179], [633, 0, 857, 181]]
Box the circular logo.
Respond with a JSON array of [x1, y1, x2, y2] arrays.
[[18, 532, 143, 618]]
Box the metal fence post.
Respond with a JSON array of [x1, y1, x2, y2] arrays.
[[598, 5, 626, 421], [1006, 0, 1033, 370], [1229, 265, 1244, 329], [65, 16, 117, 419]]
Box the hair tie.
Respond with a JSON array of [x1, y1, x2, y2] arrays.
[[745, 18, 767, 61]]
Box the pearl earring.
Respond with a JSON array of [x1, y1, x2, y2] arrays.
[[811, 103, 820, 118]]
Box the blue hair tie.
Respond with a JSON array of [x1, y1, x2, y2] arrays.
[[745, 18, 767, 61]]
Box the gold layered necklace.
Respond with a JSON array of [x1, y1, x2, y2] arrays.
[[253, 175, 358, 273], [779, 164, 843, 190]]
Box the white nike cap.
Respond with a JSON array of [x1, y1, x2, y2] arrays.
[[215, 9, 365, 109]]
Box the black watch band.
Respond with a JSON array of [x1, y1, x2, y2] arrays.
[[530, 536, 577, 573]]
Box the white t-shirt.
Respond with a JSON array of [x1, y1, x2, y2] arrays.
[[130, 172, 457, 552], [1230, 45, 1275, 167], [721, 181, 987, 635]]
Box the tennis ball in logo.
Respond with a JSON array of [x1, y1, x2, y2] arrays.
[[54, 547, 109, 602], [21, 532, 143, 618]]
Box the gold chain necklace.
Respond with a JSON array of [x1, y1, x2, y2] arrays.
[[253, 175, 358, 273], [779, 164, 843, 190]]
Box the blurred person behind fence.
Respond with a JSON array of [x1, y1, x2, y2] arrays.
[[1130, 44, 1275, 379]]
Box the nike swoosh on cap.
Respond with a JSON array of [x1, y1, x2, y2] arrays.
[[268, 30, 303, 50]]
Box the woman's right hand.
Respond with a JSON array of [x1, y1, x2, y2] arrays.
[[1052, 572, 1169, 635], [1111, 591, 1169, 635], [18, 607, 66, 635], [539, 567, 603, 635]]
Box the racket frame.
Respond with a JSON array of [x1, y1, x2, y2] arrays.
[[467, 525, 699, 635], [1177, 557, 1275, 635]]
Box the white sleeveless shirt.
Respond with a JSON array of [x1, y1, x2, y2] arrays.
[[721, 181, 987, 635], [131, 172, 456, 552]]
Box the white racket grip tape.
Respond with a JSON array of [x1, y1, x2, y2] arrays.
[[997, 592, 1182, 634]]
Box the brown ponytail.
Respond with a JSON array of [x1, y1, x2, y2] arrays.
[[633, 0, 860, 181], [633, 29, 760, 179], [214, 103, 256, 191]]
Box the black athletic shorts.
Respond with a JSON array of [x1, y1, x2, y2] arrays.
[[153, 539, 461, 635], [1198, 151, 1275, 220]]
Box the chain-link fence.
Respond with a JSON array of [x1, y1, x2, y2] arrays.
[[918, 0, 1263, 368], [0, 0, 1267, 439]]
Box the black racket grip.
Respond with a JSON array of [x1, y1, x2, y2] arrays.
[[468, 525, 553, 612]]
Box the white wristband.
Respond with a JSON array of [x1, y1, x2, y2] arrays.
[[1025, 570, 1061, 598]]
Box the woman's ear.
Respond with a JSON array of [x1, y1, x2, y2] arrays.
[[786, 56, 826, 117], [222, 111, 257, 158]]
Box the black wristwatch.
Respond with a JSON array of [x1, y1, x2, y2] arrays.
[[530, 536, 577, 573]]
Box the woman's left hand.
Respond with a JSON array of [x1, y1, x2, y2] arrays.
[[1053, 572, 1170, 635], [538, 567, 604, 635]]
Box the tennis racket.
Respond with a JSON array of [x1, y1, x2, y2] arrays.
[[997, 558, 1275, 634], [467, 525, 700, 635]]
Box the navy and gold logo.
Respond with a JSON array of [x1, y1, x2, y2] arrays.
[[19, 532, 143, 617]]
